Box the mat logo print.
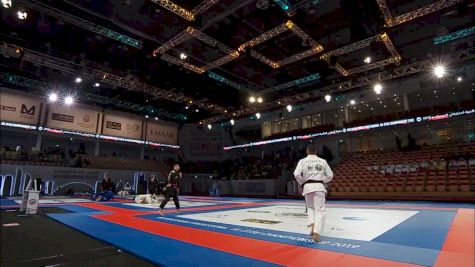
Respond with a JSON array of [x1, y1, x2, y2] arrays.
[[241, 218, 282, 225]]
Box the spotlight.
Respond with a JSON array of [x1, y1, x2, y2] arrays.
[[64, 96, 74, 105], [195, 109, 199, 113], [75, 77, 82, 83], [457, 76, 463, 82], [230, 119, 235, 125], [286, 104, 292, 112], [180, 53, 187, 60], [145, 115, 149, 118], [364, 56, 371, 64], [48, 93, 58, 103], [93, 82, 100, 87], [207, 124, 212, 130], [249, 96, 256, 103], [255, 113, 261, 119], [324, 94, 331, 102], [185, 106, 189, 109], [2, 0, 12, 8], [374, 83, 383, 94], [17, 11, 27, 20], [257, 97, 263, 103], [155, 117, 158, 120], [433, 65, 446, 78], [350, 99, 356, 105]]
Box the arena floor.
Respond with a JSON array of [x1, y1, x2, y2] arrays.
[[1, 196, 474, 267]]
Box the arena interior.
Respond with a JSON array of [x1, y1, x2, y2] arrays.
[[1, 0, 475, 266]]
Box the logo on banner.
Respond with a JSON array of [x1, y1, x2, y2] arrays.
[[83, 115, 90, 122], [241, 218, 282, 225], [52, 113, 74, 123], [150, 129, 175, 139], [20, 104, 36, 119], [106, 121, 122, 130], [126, 124, 140, 133], [0, 105, 16, 112]]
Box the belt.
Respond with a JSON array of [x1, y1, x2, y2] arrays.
[[301, 180, 324, 188]]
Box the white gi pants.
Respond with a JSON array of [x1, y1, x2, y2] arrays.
[[304, 191, 326, 235]]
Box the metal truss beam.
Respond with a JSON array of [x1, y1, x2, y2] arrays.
[[208, 72, 248, 92], [150, 0, 220, 21], [202, 47, 475, 123], [0, 42, 227, 113], [153, 27, 239, 72], [434, 25, 475, 45], [376, 0, 463, 27], [320, 35, 379, 59], [243, 21, 324, 68], [375, 0, 394, 27], [259, 73, 320, 94], [0, 72, 184, 120], [160, 54, 206, 74], [18, 0, 142, 49]]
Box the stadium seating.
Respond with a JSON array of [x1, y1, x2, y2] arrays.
[[329, 141, 475, 199]]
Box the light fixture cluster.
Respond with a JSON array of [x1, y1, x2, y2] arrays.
[[249, 96, 263, 103], [48, 92, 75, 106]]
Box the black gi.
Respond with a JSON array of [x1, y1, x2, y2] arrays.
[[148, 178, 159, 195], [159, 170, 181, 210]]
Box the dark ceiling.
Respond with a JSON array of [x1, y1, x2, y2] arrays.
[[0, 0, 474, 123]]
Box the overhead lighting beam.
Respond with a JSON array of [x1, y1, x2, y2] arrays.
[[153, 27, 239, 73], [376, 0, 464, 27], [150, 0, 220, 21], [0, 42, 227, 114], [239, 21, 323, 69], [201, 47, 475, 124], [433, 26, 475, 45], [19, 0, 142, 48]]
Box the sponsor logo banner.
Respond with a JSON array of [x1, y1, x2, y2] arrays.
[[102, 113, 142, 139], [0, 92, 41, 125], [52, 113, 74, 123], [106, 121, 122, 130], [146, 121, 178, 145]]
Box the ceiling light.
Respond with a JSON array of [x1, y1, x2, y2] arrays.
[[145, 115, 149, 118], [17, 11, 27, 20], [2, 0, 12, 8], [457, 76, 463, 82], [48, 93, 58, 103], [64, 96, 74, 105], [364, 56, 371, 64], [93, 82, 100, 87], [230, 119, 235, 125], [185, 106, 189, 109], [75, 77, 82, 83], [249, 96, 256, 103], [433, 65, 446, 78], [324, 94, 331, 102], [207, 124, 212, 130], [374, 83, 383, 94], [350, 99, 356, 105], [286, 105, 292, 112], [255, 113, 261, 119], [257, 97, 263, 103], [155, 117, 158, 120], [195, 109, 199, 113], [180, 53, 187, 60]]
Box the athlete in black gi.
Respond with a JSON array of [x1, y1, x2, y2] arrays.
[[158, 163, 181, 215]]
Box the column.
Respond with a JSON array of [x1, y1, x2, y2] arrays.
[[344, 106, 350, 123], [94, 141, 100, 156], [403, 93, 410, 112], [35, 133, 42, 151], [140, 146, 145, 160]]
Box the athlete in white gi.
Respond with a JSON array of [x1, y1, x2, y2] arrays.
[[294, 145, 333, 242]]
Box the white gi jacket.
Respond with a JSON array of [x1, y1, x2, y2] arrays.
[[293, 155, 333, 195]]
